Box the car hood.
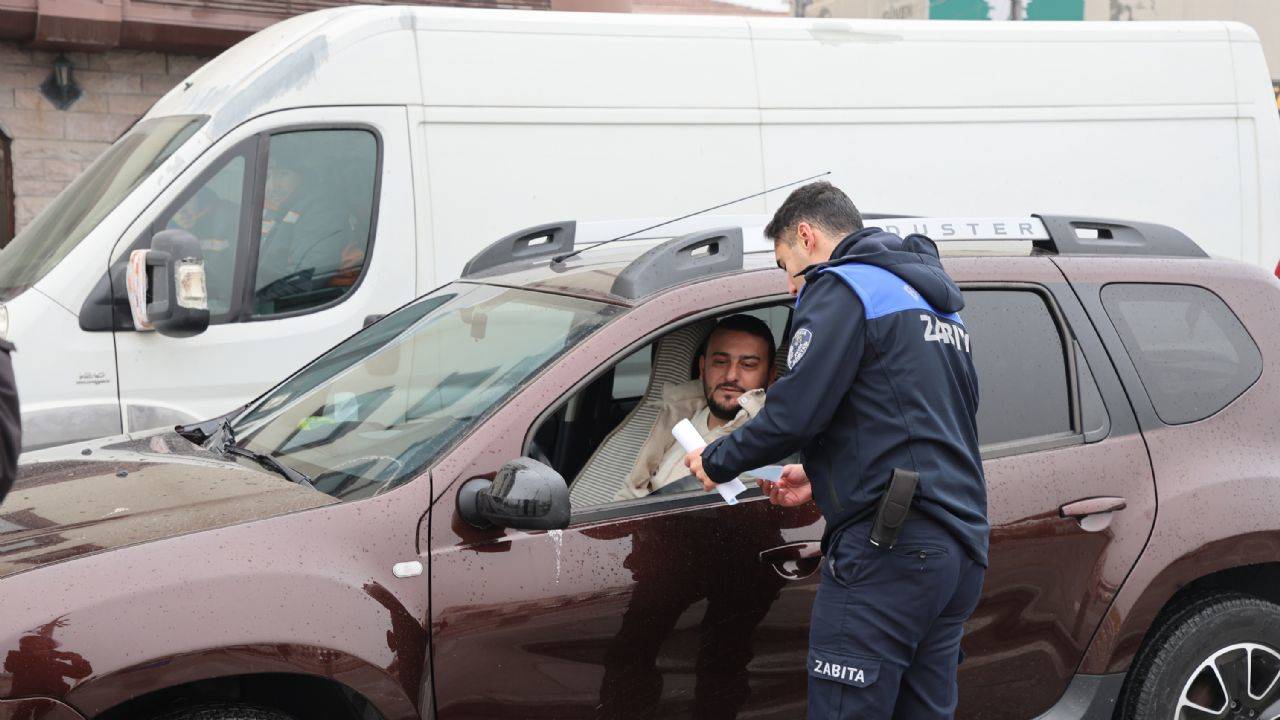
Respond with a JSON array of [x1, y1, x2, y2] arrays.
[[0, 431, 338, 579]]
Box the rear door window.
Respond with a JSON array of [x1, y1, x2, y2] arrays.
[[963, 289, 1073, 446], [1101, 283, 1261, 424]]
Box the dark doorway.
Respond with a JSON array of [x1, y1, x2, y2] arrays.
[[0, 129, 12, 248]]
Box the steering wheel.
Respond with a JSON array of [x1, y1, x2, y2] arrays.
[[255, 268, 315, 301]]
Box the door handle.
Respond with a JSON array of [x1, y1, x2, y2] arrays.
[[759, 541, 823, 581], [1060, 496, 1126, 532]]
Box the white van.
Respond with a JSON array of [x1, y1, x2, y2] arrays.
[[1, 7, 1276, 450]]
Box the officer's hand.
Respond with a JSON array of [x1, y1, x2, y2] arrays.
[[684, 448, 715, 492], [759, 463, 813, 507]]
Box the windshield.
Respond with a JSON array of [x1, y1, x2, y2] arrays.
[[0, 115, 206, 299], [231, 283, 621, 501]]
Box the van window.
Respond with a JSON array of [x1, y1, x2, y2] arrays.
[[160, 155, 247, 318], [1102, 283, 1262, 424], [0, 115, 205, 301], [251, 129, 378, 318], [963, 289, 1073, 446]]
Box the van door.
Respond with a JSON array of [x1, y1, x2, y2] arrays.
[[111, 107, 415, 432]]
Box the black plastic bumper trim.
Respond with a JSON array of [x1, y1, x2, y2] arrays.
[[1032, 673, 1126, 720]]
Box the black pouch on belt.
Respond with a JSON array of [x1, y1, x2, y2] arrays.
[[869, 469, 919, 549]]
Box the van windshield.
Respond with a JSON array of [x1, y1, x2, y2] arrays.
[[0, 115, 206, 300], [230, 283, 621, 501]]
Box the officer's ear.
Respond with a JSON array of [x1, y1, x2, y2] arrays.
[[796, 221, 819, 254]]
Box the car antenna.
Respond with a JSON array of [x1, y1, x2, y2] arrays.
[[551, 171, 831, 265]]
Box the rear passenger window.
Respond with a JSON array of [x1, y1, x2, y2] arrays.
[[1101, 284, 1261, 424], [963, 290, 1073, 446]]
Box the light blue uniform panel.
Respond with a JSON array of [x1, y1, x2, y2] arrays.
[[816, 264, 963, 325]]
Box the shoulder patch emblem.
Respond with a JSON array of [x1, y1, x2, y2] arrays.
[[788, 328, 813, 369], [903, 283, 921, 301]]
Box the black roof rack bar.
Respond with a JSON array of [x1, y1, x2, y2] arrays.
[[1034, 215, 1207, 259], [461, 221, 576, 278], [611, 227, 744, 300]]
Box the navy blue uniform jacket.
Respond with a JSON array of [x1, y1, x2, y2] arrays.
[[702, 228, 989, 566]]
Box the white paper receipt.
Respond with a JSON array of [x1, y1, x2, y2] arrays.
[[671, 418, 747, 505]]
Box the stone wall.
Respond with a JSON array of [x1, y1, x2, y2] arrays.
[[0, 45, 209, 241]]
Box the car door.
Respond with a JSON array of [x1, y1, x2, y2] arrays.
[[110, 106, 415, 432], [424, 273, 819, 719], [947, 257, 1157, 719], [422, 258, 1156, 720]]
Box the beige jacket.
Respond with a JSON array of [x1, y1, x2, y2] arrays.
[[614, 379, 766, 501]]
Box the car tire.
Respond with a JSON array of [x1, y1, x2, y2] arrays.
[[1122, 592, 1280, 719], [151, 704, 296, 720]]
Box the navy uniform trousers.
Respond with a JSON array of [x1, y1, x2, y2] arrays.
[[807, 515, 985, 719]]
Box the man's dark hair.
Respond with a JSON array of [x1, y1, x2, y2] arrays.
[[764, 181, 864, 244], [704, 314, 776, 369]]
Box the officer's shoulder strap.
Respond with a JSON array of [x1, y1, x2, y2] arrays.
[[814, 263, 959, 323]]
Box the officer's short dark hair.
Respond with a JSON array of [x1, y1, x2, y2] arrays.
[[704, 314, 776, 369], [765, 181, 864, 245]]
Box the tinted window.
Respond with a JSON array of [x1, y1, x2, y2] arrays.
[[963, 290, 1072, 445], [1102, 284, 1261, 424], [252, 129, 378, 317]]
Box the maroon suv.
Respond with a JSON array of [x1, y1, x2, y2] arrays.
[[2, 214, 1278, 720]]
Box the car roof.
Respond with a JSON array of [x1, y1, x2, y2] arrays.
[[459, 214, 1210, 306]]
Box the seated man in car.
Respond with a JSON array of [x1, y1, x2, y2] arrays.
[[615, 314, 776, 500]]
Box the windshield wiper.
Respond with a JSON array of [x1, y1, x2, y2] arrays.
[[217, 420, 316, 490]]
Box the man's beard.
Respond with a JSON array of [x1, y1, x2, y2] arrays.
[[706, 382, 745, 422]]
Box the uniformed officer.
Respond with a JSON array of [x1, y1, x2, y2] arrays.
[[685, 181, 988, 719], [0, 338, 20, 505]]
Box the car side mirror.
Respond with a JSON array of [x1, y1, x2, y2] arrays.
[[457, 458, 570, 531], [126, 229, 210, 338]]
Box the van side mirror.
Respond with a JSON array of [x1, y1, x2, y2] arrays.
[[126, 229, 210, 338], [457, 458, 570, 531]]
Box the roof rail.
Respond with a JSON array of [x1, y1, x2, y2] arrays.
[[461, 221, 576, 278], [611, 227, 743, 299], [1034, 215, 1207, 258], [875, 215, 1205, 258]]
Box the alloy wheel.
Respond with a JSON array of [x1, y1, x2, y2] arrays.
[[1175, 643, 1280, 719]]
